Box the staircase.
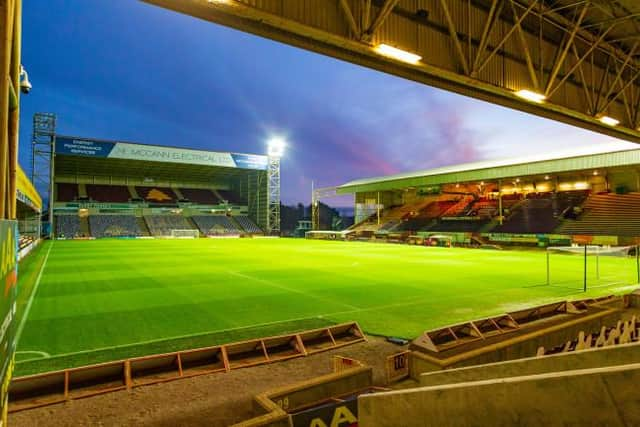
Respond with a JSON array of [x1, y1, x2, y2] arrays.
[[185, 216, 201, 233], [128, 186, 139, 199], [173, 188, 185, 200], [79, 216, 91, 237], [136, 217, 150, 236]]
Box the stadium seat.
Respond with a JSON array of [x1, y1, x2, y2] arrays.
[[556, 192, 640, 236], [215, 189, 245, 205], [55, 215, 81, 238], [18, 235, 35, 250], [86, 185, 132, 203], [191, 215, 242, 236], [56, 183, 79, 202], [136, 187, 178, 204], [89, 215, 142, 237], [179, 188, 219, 204], [144, 215, 196, 236], [234, 216, 262, 233], [494, 191, 589, 234]]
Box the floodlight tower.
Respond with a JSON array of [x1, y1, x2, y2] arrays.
[[31, 113, 57, 238], [266, 137, 284, 235]]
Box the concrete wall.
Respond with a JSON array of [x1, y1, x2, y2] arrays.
[[410, 308, 623, 377], [420, 341, 640, 387], [360, 363, 640, 427], [235, 366, 373, 427], [267, 366, 372, 413]]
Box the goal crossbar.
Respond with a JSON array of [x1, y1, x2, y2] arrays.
[[545, 244, 639, 292], [170, 229, 200, 239]]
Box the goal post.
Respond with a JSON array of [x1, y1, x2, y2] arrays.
[[170, 229, 200, 239], [546, 244, 639, 292]]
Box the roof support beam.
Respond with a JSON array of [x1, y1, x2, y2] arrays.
[[594, 55, 612, 114], [476, 0, 538, 75], [361, 0, 371, 34], [600, 68, 640, 115], [601, 41, 640, 110], [582, 12, 640, 30], [339, 0, 360, 39], [571, 43, 595, 114], [509, 0, 539, 90], [363, 0, 398, 42], [547, 25, 613, 99], [545, 1, 590, 97], [471, 0, 502, 76], [141, 0, 640, 143], [439, 0, 470, 75]]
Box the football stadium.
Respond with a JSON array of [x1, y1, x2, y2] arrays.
[[3, 1, 640, 426]]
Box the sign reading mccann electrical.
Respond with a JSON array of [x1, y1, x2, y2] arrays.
[[55, 137, 269, 170], [0, 221, 18, 426]]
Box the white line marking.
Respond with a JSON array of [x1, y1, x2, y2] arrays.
[[16, 350, 50, 358], [17, 247, 634, 364], [227, 270, 361, 311], [17, 314, 333, 363], [15, 241, 53, 348], [17, 289, 506, 363]]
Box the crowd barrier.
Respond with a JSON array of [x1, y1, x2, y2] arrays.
[[9, 322, 365, 412]]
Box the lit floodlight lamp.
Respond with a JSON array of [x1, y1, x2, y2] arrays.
[[267, 137, 286, 158], [597, 115, 620, 126], [515, 89, 546, 103], [375, 44, 422, 64]]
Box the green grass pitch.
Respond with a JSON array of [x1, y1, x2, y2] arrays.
[[14, 238, 639, 375]]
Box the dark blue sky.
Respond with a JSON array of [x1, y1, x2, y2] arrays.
[[19, 1, 634, 204]]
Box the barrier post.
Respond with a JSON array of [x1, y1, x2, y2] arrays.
[[583, 245, 588, 292]]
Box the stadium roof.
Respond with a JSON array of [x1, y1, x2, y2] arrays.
[[54, 135, 269, 183], [337, 145, 640, 194], [16, 164, 41, 212], [145, 0, 640, 143]]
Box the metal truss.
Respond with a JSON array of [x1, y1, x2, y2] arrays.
[[144, 0, 640, 142], [266, 156, 281, 234], [311, 186, 338, 231], [31, 112, 56, 236]]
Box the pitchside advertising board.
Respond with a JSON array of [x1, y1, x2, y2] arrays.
[[55, 136, 269, 170], [0, 221, 18, 426]]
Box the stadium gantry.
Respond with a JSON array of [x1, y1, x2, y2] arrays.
[[38, 130, 281, 239], [143, 0, 640, 144]]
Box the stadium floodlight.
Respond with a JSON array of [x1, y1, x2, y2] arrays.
[[598, 115, 620, 126], [374, 44, 422, 64], [514, 89, 545, 103], [267, 137, 286, 158]]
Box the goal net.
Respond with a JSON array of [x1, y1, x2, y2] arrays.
[[170, 229, 200, 239], [545, 245, 638, 291]]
